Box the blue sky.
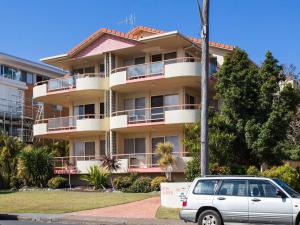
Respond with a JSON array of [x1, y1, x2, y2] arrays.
[[0, 0, 299, 70]]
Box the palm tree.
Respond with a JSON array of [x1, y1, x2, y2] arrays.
[[101, 155, 120, 190], [155, 142, 175, 181]]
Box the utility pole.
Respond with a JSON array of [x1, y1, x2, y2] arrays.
[[197, 0, 210, 176]]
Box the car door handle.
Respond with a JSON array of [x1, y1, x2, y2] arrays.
[[217, 197, 226, 200], [251, 198, 261, 202]]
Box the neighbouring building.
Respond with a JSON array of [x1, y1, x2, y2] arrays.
[[0, 52, 66, 142], [33, 26, 234, 179]]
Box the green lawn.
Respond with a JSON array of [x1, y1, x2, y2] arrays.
[[155, 206, 180, 220], [0, 190, 158, 214]]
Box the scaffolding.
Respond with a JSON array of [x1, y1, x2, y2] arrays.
[[0, 90, 38, 143]]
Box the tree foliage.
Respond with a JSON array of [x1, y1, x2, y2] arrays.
[[155, 142, 175, 181], [216, 49, 300, 166], [81, 165, 108, 190], [0, 132, 24, 187]]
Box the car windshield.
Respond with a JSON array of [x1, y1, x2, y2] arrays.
[[273, 178, 300, 198]]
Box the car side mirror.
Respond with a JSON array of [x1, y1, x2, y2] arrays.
[[277, 190, 286, 198]]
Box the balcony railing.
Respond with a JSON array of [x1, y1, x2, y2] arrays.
[[35, 114, 105, 131], [34, 73, 105, 92], [111, 57, 201, 80], [111, 104, 200, 124], [53, 152, 189, 170]]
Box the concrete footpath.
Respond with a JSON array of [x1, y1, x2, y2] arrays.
[[0, 213, 193, 225]]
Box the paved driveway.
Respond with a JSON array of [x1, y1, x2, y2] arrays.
[[69, 196, 161, 219]]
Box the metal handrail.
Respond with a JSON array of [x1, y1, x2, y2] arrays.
[[35, 114, 105, 124], [111, 104, 201, 117], [34, 73, 106, 87], [53, 152, 190, 169], [111, 57, 201, 74]]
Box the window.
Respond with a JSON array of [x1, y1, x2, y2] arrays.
[[100, 102, 105, 116], [134, 57, 145, 65], [164, 52, 177, 60], [124, 138, 146, 154], [74, 141, 95, 159], [164, 94, 179, 111], [210, 57, 218, 74], [36, 75, 45, 83], [99, 64, 105, 74], [152, 54, 162, 62], [125, 97, 146, 122], [165, 136, 179, 153], [26, 72, 33, 84], [152, 136, 179, 154], [273, 178, 300, 198], [218, 179, 247, 196], [73, 104, 95, 118], [249, 180, 279, 198], [20, 71, 27, 82], [100, 140, 106, 156], [85, 67, 95, 74], [185, 94, 196, 109], [193, 179, 219, 195]]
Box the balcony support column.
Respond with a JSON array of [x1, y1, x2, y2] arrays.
[[69, 140, 75, 165], [95, 138, 100, 159]]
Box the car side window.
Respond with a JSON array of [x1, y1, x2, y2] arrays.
[[249, 180, 278, 198], [217, 179, 247, 196], [193, 179, 219, 195]]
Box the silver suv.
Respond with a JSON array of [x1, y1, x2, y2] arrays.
[[179, 176, 300, 225]]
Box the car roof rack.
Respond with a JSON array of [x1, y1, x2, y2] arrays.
[[203, 175, 259, 177]]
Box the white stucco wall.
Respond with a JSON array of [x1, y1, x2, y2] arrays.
[[33, 84, 47, 99], [76, 77, 108, 90], [110, 115, 128, 129], [110, 71, 127, 87], [33, 123, 48, 136], [165, 62, 201, 78], [76, 118, 108, 131], [165, 109, 200, 124]]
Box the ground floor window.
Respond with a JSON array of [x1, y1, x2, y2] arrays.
[[74, 141, 95, 159], [100, 139, 106, 156], [124, 138, 146, 155]]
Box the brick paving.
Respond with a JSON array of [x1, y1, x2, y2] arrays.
[[68, 197, 161, 219]]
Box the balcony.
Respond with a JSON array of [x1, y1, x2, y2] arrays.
[[110, 57, 203, 90], [33, 73, 108, 106], [110, 104, 200, 130], [53, 152, 191, 174], [33, 114, 108, 139]]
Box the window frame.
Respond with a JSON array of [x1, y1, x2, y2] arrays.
[[216, 179, 249, 197], [192, 179, 220, 195], [248, 179, 283, 198]]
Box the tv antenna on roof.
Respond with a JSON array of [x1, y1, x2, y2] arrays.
[[118, 13, 136, 27]]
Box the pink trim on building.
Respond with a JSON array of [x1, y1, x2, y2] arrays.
[[74, 34, 138, 58]]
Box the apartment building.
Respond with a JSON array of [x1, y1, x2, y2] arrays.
[[33, 26, 234, 177], [0, 52, 65, 142]]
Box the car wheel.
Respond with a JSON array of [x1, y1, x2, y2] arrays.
[[198, 210, 222, 225]]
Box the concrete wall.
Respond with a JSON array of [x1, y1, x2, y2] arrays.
[[161, 182, 192, 208]]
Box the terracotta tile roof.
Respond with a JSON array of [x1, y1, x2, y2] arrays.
[[189, 37, 235, 50], [127, 26, 165, 36], [68, 28, 139, 56], [67, 26, 234, 57]]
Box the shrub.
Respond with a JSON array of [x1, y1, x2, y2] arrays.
[[209, 163, 231, 175], [113, 176, 132, 191], [48, 177, 68, 189], [151, 176, 167, 191], [247, 166, 260, 176], [127, 176, 152, 193], [184, 158, 200, 181], [81, 165, 108, 190], [262, 164, 300, 190], [17, 146, 53, 187]]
